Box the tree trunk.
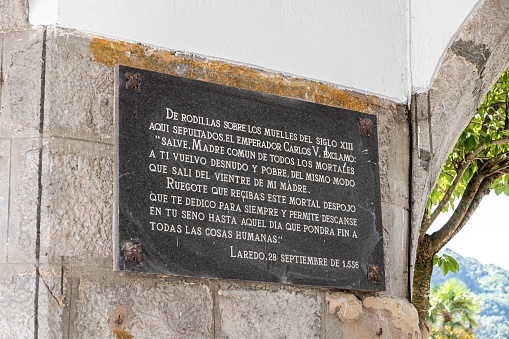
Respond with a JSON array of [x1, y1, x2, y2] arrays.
[[413, 175, 499, 336], [413, 234, 435, 322]]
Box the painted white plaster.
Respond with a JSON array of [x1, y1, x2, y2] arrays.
[[28, 0, 58, 25], [28, 0, 481, 102], [29, 0, 409, 102], [410, 0, 481, 92]]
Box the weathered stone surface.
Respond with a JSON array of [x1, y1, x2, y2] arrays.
[[376, 103, 410, 299], [381, 202, 408, 298], [325, 293, 420, 338], [44, 28, 114, 143], [0, 139, 10, 263], [7, 138, 49, 263], [0, 28, 42, 137], [0, 32, 3, 98], [0, 0, 28, 30], [89, 34, 387, 115], [71, 269, 212, 338], [342, 305, 418, 339], [218, 285, 322, 338], [37, 263, 65, 339], [371, 103, 410, 299], [43, 139, 113, 260], [456, 0, 509, 50], [363, 296, 419, 335], [326, 292, 362, 321], [377, 103, 410, 208], [0, 25, 424, 339], [0, 264, 36, 339]]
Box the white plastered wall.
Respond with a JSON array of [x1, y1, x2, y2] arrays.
[[29, 0, 480, 102], [410, 0, 481, 93]]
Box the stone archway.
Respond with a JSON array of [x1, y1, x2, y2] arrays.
[[410, 0, 509, 320]]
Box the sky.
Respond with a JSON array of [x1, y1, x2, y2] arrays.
[[428, 191, 509, 270]]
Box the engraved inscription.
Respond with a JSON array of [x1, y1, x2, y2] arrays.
[[115, 66, 385, 290]]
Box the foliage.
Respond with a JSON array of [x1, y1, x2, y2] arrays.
[[431, 249, 509, 339], [414, 68, 509, 326], [425, 72, 509, 223], [434, 253, 460, 277], [429, 278, 480, 338]]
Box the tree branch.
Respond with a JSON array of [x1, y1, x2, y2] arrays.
[[421, 136, 509, 235], [485, 153, 509, 174], [449, 173, 502, 242], [429, 173, 485, 250], [490, 136, 509, 147], [505, 94, 509, 130], [489, 162, 509, 176], [441, 170, 454, 179], [478, 101, 506, 111], [480, 115, 491, 142], [498, 163, 509, 173], [420, 162, 469, 236], [430, 174, 495, 252]]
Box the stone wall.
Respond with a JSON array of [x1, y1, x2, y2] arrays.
[[1, 0, 503, 337], [0, 24, 419, 338]]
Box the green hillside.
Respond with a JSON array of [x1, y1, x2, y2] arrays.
[[431, 249, 509, 338]]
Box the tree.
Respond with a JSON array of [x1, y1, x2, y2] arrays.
[[430, 278, 480, 338], [413, 69, 509, 327]]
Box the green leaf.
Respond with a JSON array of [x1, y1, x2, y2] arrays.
[[472, 134, 479, 145], [484, 134, 492, 146], [460, 132, 467, 142], [443, 254, 460, 273], [504, 184, 509, 196], [438, 259, 448, 276], [463, 167, 472, 181], [464, 137, 474, 152], [434, 254, 460, 276]]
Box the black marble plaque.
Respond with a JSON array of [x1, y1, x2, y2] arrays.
[[115, 65, 385, 291]]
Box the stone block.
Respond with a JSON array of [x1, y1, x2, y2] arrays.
[[0, 263, 36, 339], [381, 202, 409, 298], [326, 296, 420, 339], [456, 0, 509, 52], [326, 292, 362, 322], [377, 104, 410, 208], [0, 32, 3, 98], [0, 28, 43, 138], [7, 137, 48, 263], [218, 285, 322, 338], [42, 138, 113, 260], [379, 144, 409, 208], [69, 268, 212, 338], [44, 28, 114, 143], [0, 139, 10, 263], [362, 296, 419, 336], [325, 293, 420, 338], [0, 0, 28, 30], [37, 263, 65, 339]]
